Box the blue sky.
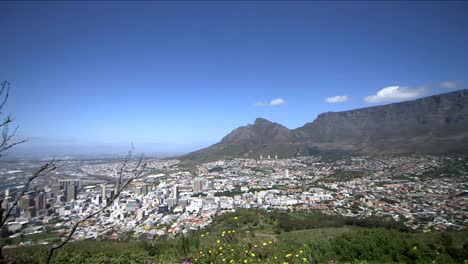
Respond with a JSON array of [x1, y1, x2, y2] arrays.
[[1, 1, 467, 154]]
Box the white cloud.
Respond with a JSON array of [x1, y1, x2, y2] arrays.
[[254, 98, 286, 107], [325, 95, 348, 103], [364, 86, 426, 103], [440, 80, 462, 89], [270, 98, 286, 106]]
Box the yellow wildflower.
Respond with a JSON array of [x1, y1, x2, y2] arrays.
[[251, 253, 255, 257], [286, 253, 292, 258], [217, 240, 221, 243], [263, 242, 267, 246], [302, 258, 307, 262], [234, 216, 238, 220], [244, 260, 248, 263]]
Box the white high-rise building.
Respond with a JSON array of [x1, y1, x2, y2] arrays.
[[284, 169, 289, 178], [173, 185, 179, 205], [101, 185, 107, 205]]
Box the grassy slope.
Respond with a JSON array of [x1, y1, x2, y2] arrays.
[[279, 226, 365, 243], [4, 210, 468, 263]]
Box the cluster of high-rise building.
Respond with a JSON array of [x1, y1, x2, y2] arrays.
[[1, 179, 83, 221]]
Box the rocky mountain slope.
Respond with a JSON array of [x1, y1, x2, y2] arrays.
[[182, 89, 468, 162]]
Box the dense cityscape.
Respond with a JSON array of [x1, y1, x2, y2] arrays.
[[1, 154, 466, 248]]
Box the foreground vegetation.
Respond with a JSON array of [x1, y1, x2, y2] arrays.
[[5, 209, 468, 263]]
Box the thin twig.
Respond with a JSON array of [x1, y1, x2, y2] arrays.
[[46, 153, 146, 263], [0, 81, 27, 157], [0, 160, 56, 228]]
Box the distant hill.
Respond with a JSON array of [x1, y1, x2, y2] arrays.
[[182, 89, 468, 162]]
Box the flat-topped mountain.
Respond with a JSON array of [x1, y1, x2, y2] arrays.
[[182, 89, 468, 162]]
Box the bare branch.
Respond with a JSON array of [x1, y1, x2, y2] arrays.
[[0, 81, 55, 263], [46, 152, 147, 263], [0, 160, 57, 228], [116, 145, 134, 192], [0, 81, 10, 114], [0, 81, 27, 157], [0, 116, 13, 128]]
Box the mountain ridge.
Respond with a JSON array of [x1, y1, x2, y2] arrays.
[[182, 89, 468, 162]]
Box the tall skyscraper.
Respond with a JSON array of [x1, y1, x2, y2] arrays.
[[193, 178, 204, 192], [173, 185, 179, 205], [101, 185, 107, 205], [66, 184, 77, 202], [36, 192, 47, 210], [59, 179, 80, 202], [59, 179, 81, 192]]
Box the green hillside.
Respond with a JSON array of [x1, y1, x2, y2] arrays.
[[5, 210, 468, 263]]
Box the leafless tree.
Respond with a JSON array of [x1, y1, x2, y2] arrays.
[[0, 81, 57, 262], [0, 81, 27, 157], [46, 148, 147, 263], [0, 81, 146, 263], [0, 81, 57, 226]]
